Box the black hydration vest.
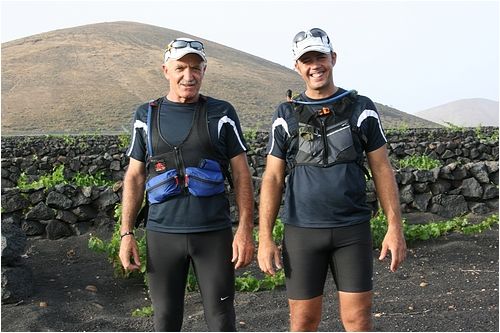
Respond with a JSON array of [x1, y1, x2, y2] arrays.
[[286, 91, 370, 178], [144, 95, 230, 204]]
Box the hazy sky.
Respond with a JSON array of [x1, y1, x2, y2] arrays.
[[1, 0, 498, 114]]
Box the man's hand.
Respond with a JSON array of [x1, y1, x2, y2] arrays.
[[257, 239, 282, 276], [119, 235, 141, 271], [379, 225, 407, 272], [232, 226, 255, 269]]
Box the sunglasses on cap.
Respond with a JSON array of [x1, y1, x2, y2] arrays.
[[166, 39, 204, 52], [293, 28, 330, 44]]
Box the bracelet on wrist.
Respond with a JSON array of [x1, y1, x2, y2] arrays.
[[120, 231, 134, 239]]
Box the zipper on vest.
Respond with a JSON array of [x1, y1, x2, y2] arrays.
[[174, 146, 188, 194], [319, 117, 329, 165], [147, 175, 179, 192], [188, 175, 223, 185]]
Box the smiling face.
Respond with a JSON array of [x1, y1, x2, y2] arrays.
[[295, 51, 337, 98], [162, 53, 207, 103]]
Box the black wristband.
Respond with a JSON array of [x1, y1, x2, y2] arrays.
[[120, 231, 134, 239]]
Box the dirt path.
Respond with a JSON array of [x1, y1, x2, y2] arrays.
[[1, 225, 498, 332]]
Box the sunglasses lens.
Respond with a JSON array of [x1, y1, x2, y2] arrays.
[[189, 41, 204, 50], [309, 28, 327, 38], [293, 29, 329, 44], [171, 40, 188, 48], [168, 40, 204, 51], [293, 31, 307, 43]]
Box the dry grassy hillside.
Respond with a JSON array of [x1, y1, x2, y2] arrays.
[[1, 21, 437, 135]]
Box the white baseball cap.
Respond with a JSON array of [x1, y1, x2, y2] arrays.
[[164, 37, 207, 63], [292, 28, 333, 61]]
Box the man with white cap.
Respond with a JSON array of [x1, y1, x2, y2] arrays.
[[257, 28, 406, 331], [119, 37, 254, 331]]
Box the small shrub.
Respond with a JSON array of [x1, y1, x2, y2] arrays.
[[73, 171, 113, 187], [370, 212, 498, 248], [88, 204, 147, 279], [235, 272, 261, 292], [476, 127, 499, 143], [243, 127, 258, 142], [118, 133, 131, 150], [132, 306, 154, 317], [17, 164, 114, 190], [385, 124, 410, 136], [17, 164, 67, 190], [398, 155, 442, 170], [370, 211, 389, 248], [235, 270, 285, 292]]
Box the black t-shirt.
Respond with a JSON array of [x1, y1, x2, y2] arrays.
[[127, 96, 248, 233], [266, 88, 387, 227]]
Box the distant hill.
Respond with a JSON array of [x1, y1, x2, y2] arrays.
[[415, 98, 499, 127], [1, 21, 438, 135]]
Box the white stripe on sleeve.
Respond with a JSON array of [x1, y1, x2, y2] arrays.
[[269, 117, 290, 154], [217, 116, 247, 151], [126, 119, 148, 156], [356, 109, 387, 142]]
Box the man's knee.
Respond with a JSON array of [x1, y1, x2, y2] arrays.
[[339, 301, 372, 330], [289, 296, 323, 331], [290, 312, 321, 331], [341, 310, 372, 331]]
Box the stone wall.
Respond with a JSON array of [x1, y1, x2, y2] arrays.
[[1, 127, 498, 239]]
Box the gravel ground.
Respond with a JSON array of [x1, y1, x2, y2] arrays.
[[1, 223, 498, 332]]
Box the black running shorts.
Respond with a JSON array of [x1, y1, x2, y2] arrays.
[[282, 222, 373, 300], [146, 228, 235, 331]]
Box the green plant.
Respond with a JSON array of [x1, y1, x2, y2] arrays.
[[474, 125, 485, 140], [72, 171, 113, 187], [461, 214, 498, 234], [476, 126, 499, 143], [17, 164, 67, 190], [243, 127, 258, 142], [253, 218, 284, 243], [132, 306, 154, 317], [370, 211, 389, 248], [489, 129, 499, 142], [17, 164, 114, 190], [118, 133, 131, 150], [259, 269, 285, 290], [370, 212, 499, 247], [186, 265, 198, 292], [235, 272, 261, 292], [403, 217, 467, 243], [235, 270, 285, 292], [443, 121, 465, 133], [398, 155, 442, 170], [385, 123, 410, 136], [88, 204, 147, 279], [60, 134, 77, 145]]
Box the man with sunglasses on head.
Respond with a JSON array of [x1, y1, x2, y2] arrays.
[[119, 37, 254, 331], [257, 28, 407, 331]]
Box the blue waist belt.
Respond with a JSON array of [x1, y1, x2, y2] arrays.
[[145, 159, 225, 204]]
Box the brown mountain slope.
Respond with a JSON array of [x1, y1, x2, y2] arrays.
[[1, 21, 437, 135]]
